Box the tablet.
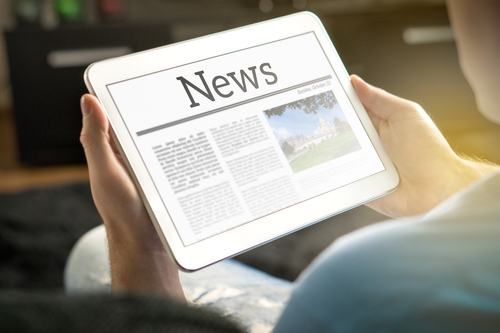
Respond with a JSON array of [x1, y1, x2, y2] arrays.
[[84, 12, 399, 271]]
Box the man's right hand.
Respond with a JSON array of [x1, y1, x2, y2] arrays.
[[351, 75, 499, 218]]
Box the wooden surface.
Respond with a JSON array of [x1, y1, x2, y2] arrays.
[[0, 105, 89, 194]]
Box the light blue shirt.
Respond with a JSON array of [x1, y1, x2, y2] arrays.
[[275, 172, 500, 332]]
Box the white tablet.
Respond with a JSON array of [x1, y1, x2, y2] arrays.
[[84, 12, 399, 271]]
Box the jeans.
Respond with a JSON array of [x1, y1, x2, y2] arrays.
[[64, 225, 294, 333]]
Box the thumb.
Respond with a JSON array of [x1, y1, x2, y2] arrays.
[[351, 74, 419, 121], [80, 94, 116, 171]]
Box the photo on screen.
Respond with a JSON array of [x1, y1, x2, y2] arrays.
[[263, 91, 362, 173]]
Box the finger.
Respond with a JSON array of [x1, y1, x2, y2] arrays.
[[80, 94, 118, 174], [80, 94, 138, 222], [364, 106, 382, 130], [351, 75, 419, 121]]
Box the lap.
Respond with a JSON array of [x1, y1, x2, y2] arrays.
[[64, 224, 293, 333]]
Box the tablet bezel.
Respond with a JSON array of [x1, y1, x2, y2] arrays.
[[84, 12, 399, 271]]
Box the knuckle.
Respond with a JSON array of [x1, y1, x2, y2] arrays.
[[409, 101, 423, 111], [79, 129, 95, 150]]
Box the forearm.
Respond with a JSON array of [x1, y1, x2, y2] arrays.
[[455, 154, 500, 190], [409, 154, 499, 216], [104, 223, 186, 302]]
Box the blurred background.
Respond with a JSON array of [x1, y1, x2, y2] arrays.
[[1, 0, 500, 190], [0, 0, 499, 289]]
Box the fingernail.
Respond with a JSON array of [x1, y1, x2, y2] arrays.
[[80, 95, 91, 117]]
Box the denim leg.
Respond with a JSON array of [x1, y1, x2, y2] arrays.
[[180, 259, 293, 332], [64, 225, 112, 294], [64, 224, 294, 333]]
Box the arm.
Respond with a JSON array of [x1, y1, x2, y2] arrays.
[[80, 94, 185, 301], [351, 75, 499, 218]]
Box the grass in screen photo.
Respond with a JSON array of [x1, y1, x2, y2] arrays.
[[263, 91, 362, 173]]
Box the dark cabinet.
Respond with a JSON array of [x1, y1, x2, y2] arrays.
[[5, 24, 171, 165]]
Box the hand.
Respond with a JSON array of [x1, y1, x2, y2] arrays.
[[80, 94, 185, 301], [351, 75, 499, 218]]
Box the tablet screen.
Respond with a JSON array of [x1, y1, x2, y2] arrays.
[[106, 32, 385, 246]]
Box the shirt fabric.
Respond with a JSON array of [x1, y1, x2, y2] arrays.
[[274, 171, 500, 333]]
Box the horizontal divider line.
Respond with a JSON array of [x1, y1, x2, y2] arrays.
[[136, 75, 332, 136]]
